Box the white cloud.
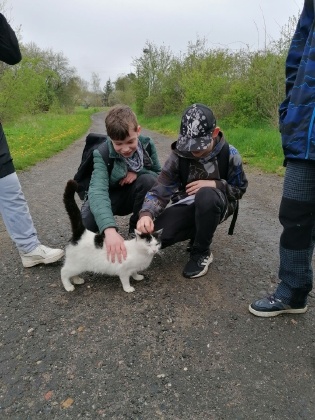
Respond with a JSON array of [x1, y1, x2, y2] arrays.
[[5, 0, 303, 87]]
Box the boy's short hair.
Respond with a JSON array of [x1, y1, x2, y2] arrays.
[[105, 105, 138, 140], [176, 103, 216, 152]]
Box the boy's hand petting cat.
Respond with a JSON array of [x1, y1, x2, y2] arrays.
[[186, 179, 217, 195], [137, 215, 154, 234], [104, 228, 127, 263], [119, 171, 137, 186]]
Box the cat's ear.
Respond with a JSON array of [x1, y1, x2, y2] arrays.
[[154, 228, 163, 237]]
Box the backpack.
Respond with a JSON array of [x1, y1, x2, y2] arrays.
[[178, 141, 239, 235], [73, 133, 111, 200], [73, 132, 152, 201]]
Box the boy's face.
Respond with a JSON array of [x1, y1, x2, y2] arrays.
[[191, 140, 213, 158], [189, 127, 219, 158], [111, 125, 141, 158]]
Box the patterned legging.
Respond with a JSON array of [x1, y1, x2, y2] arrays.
[[275, 160, 315, 306]]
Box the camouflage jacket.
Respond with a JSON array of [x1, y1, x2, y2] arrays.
[[140, 132, 248, 221]]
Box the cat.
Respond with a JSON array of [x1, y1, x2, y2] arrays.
[[61, 179, 162, 293]]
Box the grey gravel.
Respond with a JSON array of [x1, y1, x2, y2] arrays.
[[0, 112, 314, 419]]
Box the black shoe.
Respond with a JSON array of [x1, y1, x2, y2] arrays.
[[183, 252, 213, 278], [249, 295, 308, 317]]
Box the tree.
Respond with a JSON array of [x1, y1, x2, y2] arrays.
[[90, 72, 102, 106], [132, 41, 173, 115], [102, 78, 113, 106]]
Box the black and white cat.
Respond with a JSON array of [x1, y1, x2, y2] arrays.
[[61, 180, 162, 293]]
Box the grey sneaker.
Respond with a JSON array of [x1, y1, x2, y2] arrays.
[[249, 295, 308, 317], [20, 244, 64, 268]]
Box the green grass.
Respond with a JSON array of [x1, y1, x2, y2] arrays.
[[5, 107, 104, 170], [138, 113, 285, 175], [223, 124, 285, 175], [5, 108, 284, 175]]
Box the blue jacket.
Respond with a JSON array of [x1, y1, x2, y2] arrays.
[[279, 0, 315, 161]]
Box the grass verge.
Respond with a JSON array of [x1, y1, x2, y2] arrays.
[[5, 108, 284, 175], [137, 113, 285, 175], [5, 107, 103, 171]]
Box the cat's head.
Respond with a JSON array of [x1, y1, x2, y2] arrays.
[[134, 229, 163, 254]]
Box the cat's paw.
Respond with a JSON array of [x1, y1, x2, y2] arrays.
[[132, 273, 144, 281], [64, 284, 75, 292], [123, 286, 135, 293], [72, 276, 85, 285]]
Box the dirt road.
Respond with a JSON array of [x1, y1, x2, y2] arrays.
[[0, 112, 314, 419]]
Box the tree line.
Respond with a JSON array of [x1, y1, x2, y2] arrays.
[[0, 2, 298, 128], [105, 14, 298, 128]]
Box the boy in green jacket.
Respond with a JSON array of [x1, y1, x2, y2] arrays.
[[81, 105, 161, 263]]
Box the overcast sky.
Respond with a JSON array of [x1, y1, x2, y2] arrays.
[[5, 0, 303, 88]]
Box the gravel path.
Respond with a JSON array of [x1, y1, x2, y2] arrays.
[[0, 112, 314, 419]]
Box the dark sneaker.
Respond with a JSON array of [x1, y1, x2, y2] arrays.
[[249, 295, 308, 317], [183, 252, 213, 278]]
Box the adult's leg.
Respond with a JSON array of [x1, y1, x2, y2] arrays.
[[0, 172, 40, 253], [275, 160, 315, 306]]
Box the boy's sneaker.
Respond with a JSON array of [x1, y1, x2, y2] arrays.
[[20, 244, 64, 268], [183, 252, 213, 278], [249, 295, 308, 317]]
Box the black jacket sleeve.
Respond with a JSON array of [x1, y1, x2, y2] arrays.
[[0, 13, 22, 65]]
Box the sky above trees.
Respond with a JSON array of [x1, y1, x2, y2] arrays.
[[6, 0, 303, 87]]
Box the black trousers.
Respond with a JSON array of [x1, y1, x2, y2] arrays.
[[154, 187, 226, 254], [81, 174, 157, 233]]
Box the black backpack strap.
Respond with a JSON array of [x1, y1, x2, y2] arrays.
[[178, 157, 190, 188], [218, 141, 239, 235], [217, 141, 230, 179], [97, 140, 114, 175], [228, 200, 238, 235]]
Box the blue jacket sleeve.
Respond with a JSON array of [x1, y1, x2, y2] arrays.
[[278, 1, 313, 125]]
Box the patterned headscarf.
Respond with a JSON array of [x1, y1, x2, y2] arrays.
[[122, 142, 144, 172]]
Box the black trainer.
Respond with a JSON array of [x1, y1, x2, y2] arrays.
[[183, 252, 213, 278], [249, 295, 308, 317]]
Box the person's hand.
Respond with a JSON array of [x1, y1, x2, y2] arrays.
[[104, 228, 127, 263], [186, 180, 217, 195], [137, 216, 154, 234], [119, 171, 137, 186]]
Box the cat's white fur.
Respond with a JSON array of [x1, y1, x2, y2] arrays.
[[61, 229, 161, 293]]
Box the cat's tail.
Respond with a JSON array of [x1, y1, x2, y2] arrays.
[[63, 180, 86, 242]]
